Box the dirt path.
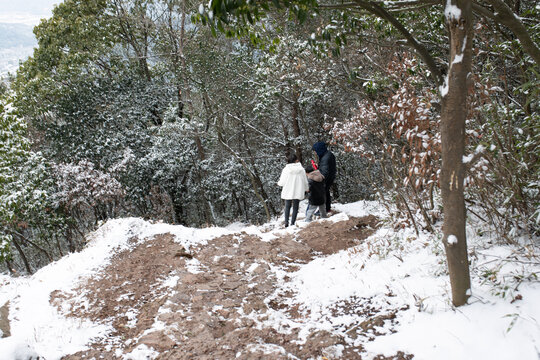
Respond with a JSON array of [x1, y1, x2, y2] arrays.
[[56, 215, 412, 359]]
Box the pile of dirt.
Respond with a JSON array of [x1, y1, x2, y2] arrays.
[[53, 215, 412, 359]]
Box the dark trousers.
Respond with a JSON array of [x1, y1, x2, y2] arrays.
[[325, 179, 334, 212], [284, 199, 300, 226]]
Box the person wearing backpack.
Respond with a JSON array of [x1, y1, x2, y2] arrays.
[[304, 164, 327, 222], [312, 141, 336, 213], [277, 153, 309, 227]]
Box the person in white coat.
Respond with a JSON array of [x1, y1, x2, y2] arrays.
[[277, 153, 309, 227]]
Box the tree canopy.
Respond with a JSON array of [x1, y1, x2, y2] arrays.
[[1, 0, 538, 308]]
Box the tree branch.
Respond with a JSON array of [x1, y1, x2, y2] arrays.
[[479, 0, 540, 65], [352, 0, 444, 85]]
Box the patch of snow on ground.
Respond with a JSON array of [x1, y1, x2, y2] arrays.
[[1, 201, 539, 359], [269, 201, 540, 359], [123, 343, 159, 360], [0, 217, 233, 359]]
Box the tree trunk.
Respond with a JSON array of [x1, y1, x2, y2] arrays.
[[241, 124, 277, 216], [178, 0, 205, 161], [13, 231, 53, 262], [170, 188, 185, 225], [291, 89, 303, 163], [11, 237, 32, 274], [66, 225, 74, 253], [177, 86, 184, 119], [165, 2, 185, 121], [440, 0, 472, 307], [113, 0, 152, 82], [4, 258, 15, 275], [216, 121, 273, 222], [278, 87, 292, 154]]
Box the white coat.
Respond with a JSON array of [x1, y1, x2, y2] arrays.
[[277, 162, 309, 200]]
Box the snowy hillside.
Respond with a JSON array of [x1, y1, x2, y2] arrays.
[[0, 200, 539, 359]]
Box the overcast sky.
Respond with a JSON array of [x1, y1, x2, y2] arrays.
[[0, 0, 61, 26]]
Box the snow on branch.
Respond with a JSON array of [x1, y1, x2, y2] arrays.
[[52, 160, 125, 211], [444, 0, 462, 21]]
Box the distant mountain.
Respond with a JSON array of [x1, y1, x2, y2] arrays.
[[0, 23, 36, 48], [0, 23, 36, 76]]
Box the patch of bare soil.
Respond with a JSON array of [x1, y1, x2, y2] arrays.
[[55, 215, 413, 359], [0, 300, 10, 338], [297, 214, 380, 255]]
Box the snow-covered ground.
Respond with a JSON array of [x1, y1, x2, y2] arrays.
[[0, 200, 539, 359]]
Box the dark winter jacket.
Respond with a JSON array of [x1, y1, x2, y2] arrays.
[[312, 142, 336, 183], [307, 169, 326, 206]]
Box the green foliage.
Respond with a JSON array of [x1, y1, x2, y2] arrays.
[[32, 0, 117, 72], [0, 100, 65, 266], [13, 0, 120, 122], [0, 103, 27, 261], [194, 0, 318, 50]]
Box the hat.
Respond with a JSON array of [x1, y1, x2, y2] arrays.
[[312, 142, 327, 158]]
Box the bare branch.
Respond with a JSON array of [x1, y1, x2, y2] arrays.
[[351, 0, 444, 85], [477, 0, 540, 65]]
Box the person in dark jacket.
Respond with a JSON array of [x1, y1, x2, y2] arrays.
[[312, 141, 336, 213], [305, 165, 327, 222]]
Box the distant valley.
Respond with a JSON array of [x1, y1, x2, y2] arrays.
[[0, 23, 36, 77]]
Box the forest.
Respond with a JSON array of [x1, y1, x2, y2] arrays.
[[0, 0, 538, 306]]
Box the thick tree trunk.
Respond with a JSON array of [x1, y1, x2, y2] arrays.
[[440, 0, 472, 307]]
